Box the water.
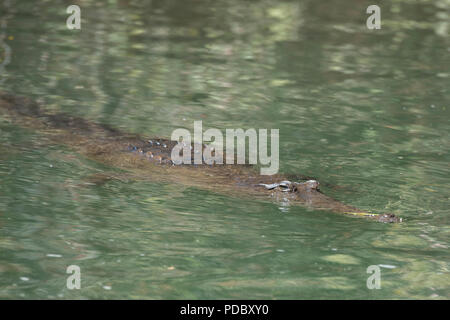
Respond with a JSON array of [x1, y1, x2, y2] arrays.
[[0, 0, 449, 299]]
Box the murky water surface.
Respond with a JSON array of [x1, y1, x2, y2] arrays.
[[0, 0, 449, 299]]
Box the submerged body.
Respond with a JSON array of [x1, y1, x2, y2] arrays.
[[0, 92, 400, 223]]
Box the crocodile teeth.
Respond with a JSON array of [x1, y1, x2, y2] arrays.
[[279, 181, 291, 188], [259, 180, 293, 190], [259, 183, 279, 190]]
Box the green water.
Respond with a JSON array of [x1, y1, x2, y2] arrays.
[[0, 0, 449, 299]]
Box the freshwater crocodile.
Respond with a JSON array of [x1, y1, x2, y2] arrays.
[[0, 92, 401, 223]]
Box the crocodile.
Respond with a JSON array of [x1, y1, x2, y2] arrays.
[[0, 91, 401, 223]]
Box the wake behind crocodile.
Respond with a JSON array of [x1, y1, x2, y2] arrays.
[[0, 92, 401, 223]]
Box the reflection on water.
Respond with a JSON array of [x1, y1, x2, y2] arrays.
[[0, 0, 449, 299]]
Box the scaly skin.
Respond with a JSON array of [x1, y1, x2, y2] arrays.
[[0, 92, 401, 223]]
